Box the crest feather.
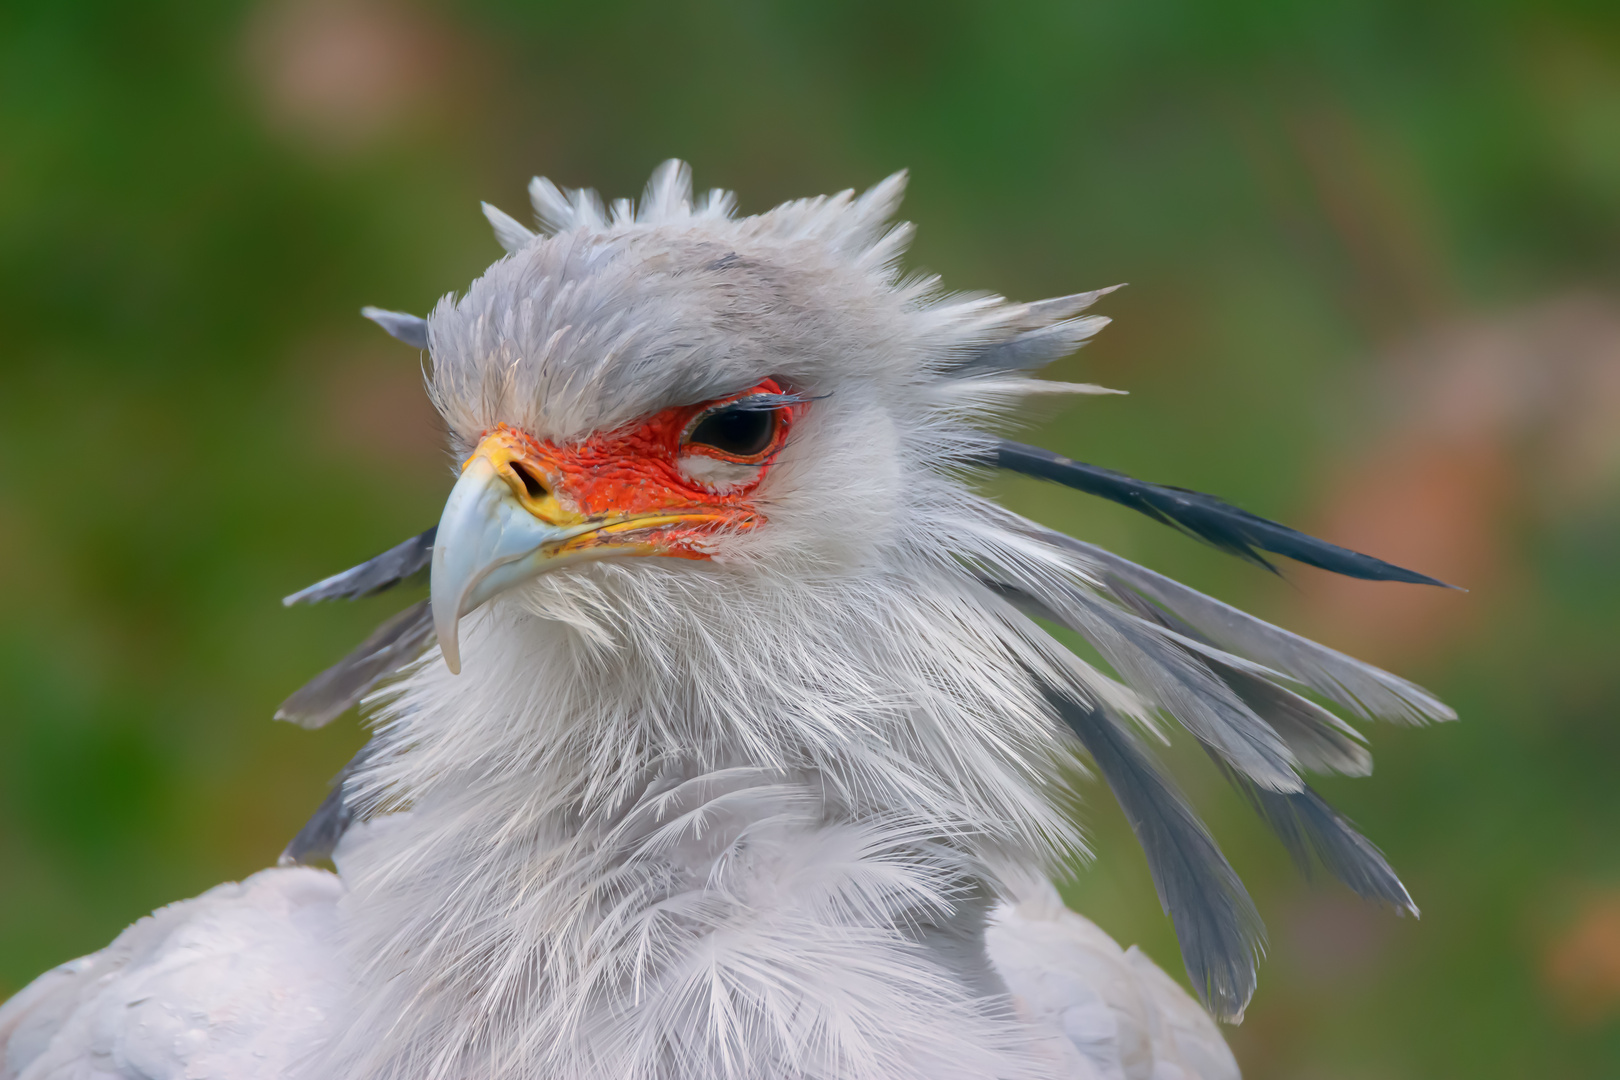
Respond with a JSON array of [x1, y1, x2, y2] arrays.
[[482, 202, 537, 253]]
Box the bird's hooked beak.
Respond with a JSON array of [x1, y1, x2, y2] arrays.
[[430, 450, 586, 675], [430, 426, 749, 673]]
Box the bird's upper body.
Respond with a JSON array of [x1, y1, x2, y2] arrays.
[[0, 163, 1454, 1080]]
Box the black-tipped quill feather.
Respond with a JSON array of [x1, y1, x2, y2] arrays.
[[1024, 526, 1456, 724], [1106, 586, 1374, 777], [1203, 661, 1372, 778], [1045, 687, 1263, 1021], [1038, 588, 1303, 792], [1094, 582, 1411, 908], [1217, 763, 1416, 915], [996, 441, 1452, 587]]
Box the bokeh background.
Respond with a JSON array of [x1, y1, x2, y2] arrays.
[[3, 1, 1620, 1075]]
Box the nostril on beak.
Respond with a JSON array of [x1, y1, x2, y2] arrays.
[[509, 461, 548, 500]]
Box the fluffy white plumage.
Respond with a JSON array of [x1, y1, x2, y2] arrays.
[[1, 161, 1448, 1080], [0, 858, 1234, 1080], [0, 868, 347, 1080]]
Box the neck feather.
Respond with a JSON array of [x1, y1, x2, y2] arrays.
[[320, 560, 1080, 1080]]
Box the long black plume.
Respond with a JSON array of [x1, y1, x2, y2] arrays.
[[996, 441, 1452, 587], [1045, 686, 1263, 1021], [283, 527, 436, 606]]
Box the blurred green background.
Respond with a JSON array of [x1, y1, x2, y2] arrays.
[[3, 1, 1620, 1075]]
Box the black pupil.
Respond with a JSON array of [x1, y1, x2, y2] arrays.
[[687, 406, 776, 457]]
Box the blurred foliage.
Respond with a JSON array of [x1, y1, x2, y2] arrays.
[[3, 0, 1620, 1075]]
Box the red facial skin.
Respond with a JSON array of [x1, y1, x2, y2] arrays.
[[470, 379, 803, 559]]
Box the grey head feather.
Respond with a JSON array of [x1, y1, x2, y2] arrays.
[[482, 201, 538, 254], [527, 174, 572, 234], [525, 160, 718, 238], [274, 599, 435, 730], [528, 173, 610, 234], [641, 157, 695, 222], [947, 285, 1122, 376], [1014, 284, 1125, 328], [987, 575, 1397, 977], [1082, 601, 1302, 792], [276, 528, 436, 729], [361, 306, 429, 350], [990, 573, 1372, 782], [953, 316, 1111, 377]]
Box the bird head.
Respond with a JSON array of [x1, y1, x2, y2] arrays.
[[419, 161, 1082, 672]]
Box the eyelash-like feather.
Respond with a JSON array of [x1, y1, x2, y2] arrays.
[[711, 392, 812, 412]]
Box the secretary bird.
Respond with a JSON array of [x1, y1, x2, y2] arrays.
[[0, 161, 1455, 1080]]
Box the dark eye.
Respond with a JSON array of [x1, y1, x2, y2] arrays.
[[685, 405, 778, 458]]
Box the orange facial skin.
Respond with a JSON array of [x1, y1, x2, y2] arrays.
[[465, 379, 803, 560]]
